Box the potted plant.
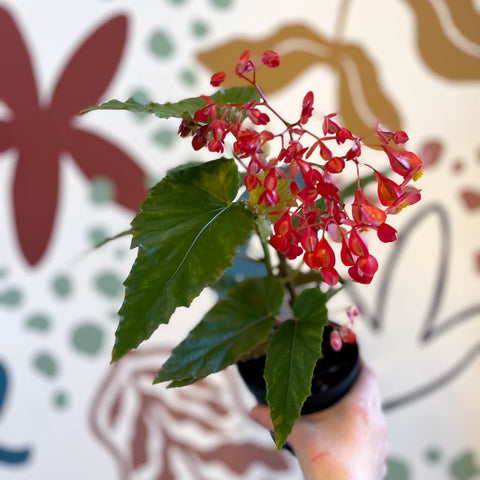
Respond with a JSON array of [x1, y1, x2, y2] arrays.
[[86, 50, 423, 449]]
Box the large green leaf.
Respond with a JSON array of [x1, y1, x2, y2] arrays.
[[83, 85, 260, 118], [265, 288, 328, 449], [154, 277, 284, 386], [113, 158, 254, 361]]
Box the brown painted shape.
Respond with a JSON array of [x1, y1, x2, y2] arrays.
[[461, 189, 480, 210], [197, 23, 401, 139], [401, 0, 480, 80], [419, 140, 443, 169]]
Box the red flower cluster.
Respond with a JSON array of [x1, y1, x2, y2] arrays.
[[178, 50, 423, 286]]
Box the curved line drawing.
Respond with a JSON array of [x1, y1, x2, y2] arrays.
[[346, 203, 480, 410], [382, 343, 480, 410]]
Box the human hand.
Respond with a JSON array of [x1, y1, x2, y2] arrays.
[[250, 363, 388, 480]]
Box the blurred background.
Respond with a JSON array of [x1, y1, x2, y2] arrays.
[[0, 1, 479, 479]]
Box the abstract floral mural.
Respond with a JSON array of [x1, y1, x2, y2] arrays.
[[0, 1, 478, 479]]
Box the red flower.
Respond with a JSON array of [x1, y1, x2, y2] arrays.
[[210, 71, 226, 87], [300, 91, 314, 124], [236, 50, 254, 77], [261, 50, 280, 68], [383, 145, 423, 182], [0, 8, 147, 265]]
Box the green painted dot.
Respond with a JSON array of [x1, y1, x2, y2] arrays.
[[130, 89, 151, 122], [210, 0, 233, 8], [0, 268, 7, 279], [72, 323, 104, 355], [152, 128, 176, 148], [425, 447, 442, 463], [52, 274, 72, 299], [179, 68, 197, 87], [0, 288, 22, 307], [385, 458, 410, 480], [191, 20, 209, 38], [149, 31, 174, 58], [88, 227, 108, 246], [114, 248, 127, 260], [25, 313, 51, 332], [33, 352, 58, 378], [168, 0, 188, 4], [131, 89, 149, 103], [52, 390, 69, 410], [90, 177, 115, 204], [94, 272, 123, 298], [449, 452, 480, 480]]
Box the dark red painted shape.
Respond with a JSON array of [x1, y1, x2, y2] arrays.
[[0, 8, 147, 265]]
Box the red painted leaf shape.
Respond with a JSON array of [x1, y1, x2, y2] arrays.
[[50, 15, 128, 118], [67, 128, 147, 212], [419, 140, 443, 169], [89, 347, 293, 480], [401, 0, 480, 79], [0, 121, 13, 152], [0, 7, 38, 110], [461, 189, 480, 211], [13, 148, 60, 265], [132, 411, 149, 470]]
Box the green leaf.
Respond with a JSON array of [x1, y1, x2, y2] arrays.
[[265, 288, 328, 449], [113, 158, 254, 361], [209, 86, 260, 104], [83, 85, 260, 118], [154, 277, 284, 386]]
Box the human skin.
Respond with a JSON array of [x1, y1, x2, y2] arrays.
[[250, 364, 388, 480]]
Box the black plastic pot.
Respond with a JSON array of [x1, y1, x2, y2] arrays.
[[237, 325, 360, 448]]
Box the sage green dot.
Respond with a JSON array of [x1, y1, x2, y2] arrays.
[[52, 274, 72, 299], [94, 272, 123, 298], [88, 227, 108, 246], [449, 452, 480, 480], [33, 352, 58, 378], [0, 268, 7, 279], [72, 323, 104, 355], [0, 288, 22, 307], [114, 248, 127, 260], [384, 458, 410, 480], [130, 89, 151, 122], [168, 0, 188, 4], [149, 31, 174, 58], [210, 0, 233, 8], [179, 68, 197, 87], [90, 177, 115, 204], [152, 128, 176, 148], [131, 89, 149, 103], [26, 313, 51, 332], [52, 390, 69, 409], [425, 447, 442, 463], [191, 20, 209, 38]]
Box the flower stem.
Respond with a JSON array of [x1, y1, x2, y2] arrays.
[[278, 253, 297, 307], [255, 222, 274, 277]]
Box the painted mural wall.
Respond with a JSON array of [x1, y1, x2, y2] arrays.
[[0, 1, 479, 479]]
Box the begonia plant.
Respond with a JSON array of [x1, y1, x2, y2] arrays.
[[86, 50, 423, 449]]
